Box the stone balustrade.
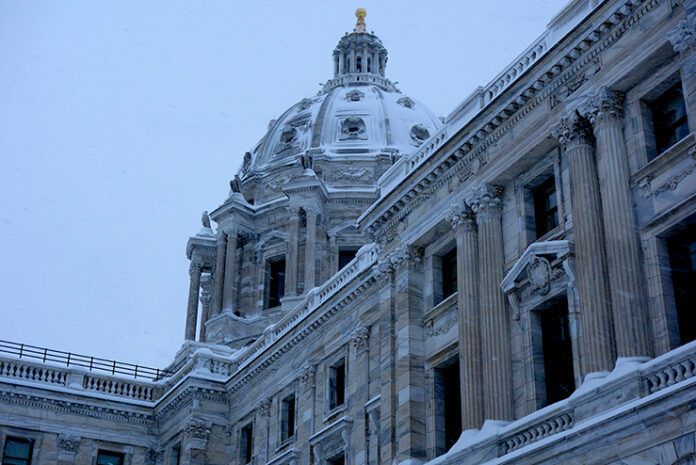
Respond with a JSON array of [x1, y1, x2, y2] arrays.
[[0, 359, 69, 386], [83, 374, 158, 402]]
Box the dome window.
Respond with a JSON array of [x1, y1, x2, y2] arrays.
[[280, 127, 297, 144], [397, 97, 415, 109], [356, 56, 363, 73], [341, 117, 367, 140], [410, 124, 430, 145], [346, 89, 364, 102]]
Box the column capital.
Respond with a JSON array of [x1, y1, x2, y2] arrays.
[[189, 261, 203, 275], [57, 434, 81, 454], [387, 245, 423, 273], [350, 323, 370, 352], [288, 206, 302, 217], [466, 183, 504, 218], [668, 13, 696, 58], [585, 87, 625, 128], [258, 398, 273, 417], [447, 201, 476, 232], [303, 205, 322, 216], [554, 111, 594, 149], [300, 363, 317, 386], [224, 228, 238, 240]]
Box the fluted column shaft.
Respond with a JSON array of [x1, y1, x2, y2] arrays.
[[211, 234, 227, 316], [557, 114, 616, 374], [468, 185, 513, 422], [449, 205, 484, 429], [589, 90, 651, 358], [304, 209, 318, 292], [286, 207, 300, 296], [222, 229, 238, 313], [185, 262, 202, 341]]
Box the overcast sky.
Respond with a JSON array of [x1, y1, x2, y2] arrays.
[[0, 1, 569, 368]]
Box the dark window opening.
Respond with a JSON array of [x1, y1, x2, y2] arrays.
[[651, 82, 689, 156], [441, 248, 457, 299], [327, 453, 345, 465], [540, 297, 575, 405], [266, 257, 285, 309], [367, 57, 372, 73], [329, 358, 346, 410], [2, 437, 33, 465], [338, 249, 358, 270], [240, 423, 253, 464], [668, 222, 696, 345], [356, 56, 362, 73], [281, 394, 296, 441], [435, 358, 461, 454], [97, 451, 124, 465], [171, 445, 180, 465], [533, 176, 559, 238]]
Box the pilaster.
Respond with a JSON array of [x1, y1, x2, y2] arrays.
[[211, 232, 227, 316], [304, 206, 320, 293], [555, 112, 616, 375], [299, 364, 317, 465], [467, 183, 513, 422], [185, 261, 203, 341], [376, 259, 396, 465], [349, 323, 370, 465], [222, 228, 239, 314], [586, 88, 651, 359], [255, 398, 273, 465], [447, 201, 484, 429], [286, 207, 301, 297]]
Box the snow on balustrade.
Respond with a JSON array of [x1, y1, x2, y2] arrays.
[[0, 359, 68, 386], [83, 375, 156, 402], [236, 243, 379, 370]]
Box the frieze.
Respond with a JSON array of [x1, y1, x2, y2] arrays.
[[57, 434, 81, 453]]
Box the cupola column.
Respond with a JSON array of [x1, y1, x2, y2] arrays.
[[286, 207, 301, 296], [467, 183, 513, 422], [337, 53, 344, 77], [211, 232, 227, 316], [304, 207, 320, 292], [586, 89, 651, 360], [555, 112, 616, 375], [184, 261, 202, 341], [222, 228, 239, 313], [350, 48, 356, 73], [448, 203, 484, 430], [198, 274, 212, 341]]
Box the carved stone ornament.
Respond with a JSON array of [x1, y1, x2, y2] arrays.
[[298, 97, 313, 111], [335, 166, 369, 181], [553, 111, 594, 148], [526, 254, 552, 295], [185, 418, 212, 440], [241, 151, 252, 174], [466, 183, 504, 218], [57, 434, 81, 453], [201, 211, 211, 228], [189, 260, 203, 276], [229, 175, 242, 193], [585, 87, 625, 126], [258, 398, 273, 417], [345, 89, 365, 102], [341, 117, 367, 140], [300, 364, 317, 385], [350, 323, 370, 352], [667, 13, 696, 56], [146, 447, 165, 465], [447, 201, 476, 231]]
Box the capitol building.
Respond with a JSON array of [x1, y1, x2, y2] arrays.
[[2, 1, 696, 464]]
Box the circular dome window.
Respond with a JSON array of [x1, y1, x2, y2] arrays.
[[410, 124, 430, 145], [341, 117, 367, 140]]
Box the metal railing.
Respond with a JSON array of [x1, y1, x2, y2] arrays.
[[0, 340, 172, 381]]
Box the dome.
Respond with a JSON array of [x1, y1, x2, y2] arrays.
[[236, 12, 443, 194]]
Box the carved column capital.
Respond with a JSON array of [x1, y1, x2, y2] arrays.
[[288, 206, 302, 217], [300, 363, 317, 386], [146, 447, 165, 465], [258, 398, 273, 417], [350, 323, 370, 352], [447, 202, 477, 232], [215, 230, 227, 244], [466, 183, 504, 219], [553, 111, 595, 149], [303, 205, 322, 216], [585, 87, 625, 128], [185, 419, 211, 441], [388, 245, 423, 273], [668, 13, 696, 58], [57, 434, 81, 454], [189, 261, 203, 276]]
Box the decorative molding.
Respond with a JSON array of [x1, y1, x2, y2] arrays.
[[526, 254, 553, 295], [447, 201, 476, 231], [185, 418, 211, 441], [466, 183, 504, 218], [585, 86, 625, 127], [554, 111, 594, 148], [259, 398, 273, 417], [57, 434, 81, 453], [350, 324, 370, 352], [300, 364, 317, 386], [667, 12, 696, 56]]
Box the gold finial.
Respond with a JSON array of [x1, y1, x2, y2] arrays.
[[355, 8, 367, 33]]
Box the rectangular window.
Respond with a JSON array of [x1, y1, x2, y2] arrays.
[[327, 453, 345, 465], [338, 248, 358, 270], [2, 437, 33, 465], [441, 248, 457, 299], [434, 357, 461, 454], [533, 176, 559, 238], [540, 297, 575, 405], [651, 82, 689, 156], [266, 257, 286, 309], [170, 445, 180, 465], [329, 358, 346, 410], [96, 451, 124, 465], [240, 423, 253, 464], [280, 394, 296, 442], [667, 222, 696, 345]]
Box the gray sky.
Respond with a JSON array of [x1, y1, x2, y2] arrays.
[[0, 1, 569, 368]]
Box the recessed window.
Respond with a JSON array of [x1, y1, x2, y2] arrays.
[[240, 423, 253, 464], [265, 257, 286, 309], [533, 176, 559, 238], [667, 222, 696, 345], [651, 82, 689, 156], [441, 248, 457, 300], [329, 358, 346, 410], [2, 437, 33, 465], [540, 297, 575, 405], [356, 56, 363, 73], [327, 453, 345, 465], [280, 393, 296, 442], [170, 445, 180, 465], [434, 357, 461, 454], [338, 248, 358, 270], [96, 451, 124, 465]]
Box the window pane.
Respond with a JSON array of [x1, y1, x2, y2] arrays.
[[97, 452, 123, 465], [4, 440, 30, 460], [651, 82, 689, 155], [441, 248, 457, 298]]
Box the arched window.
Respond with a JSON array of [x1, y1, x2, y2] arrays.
[[367, 56, 372, 73], [356, 56, 362, 73]]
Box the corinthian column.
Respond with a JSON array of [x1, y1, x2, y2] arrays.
[[286, 207, 300, 296], [467, 183, 513, 422], [185, 261, 202, 340], [555, 112, 616, 375], [304, 207, 319, 292], [222, 229, 238, 313], [198, 274, 212, 341], [587, 88, 651, 359], [447, 202, 484, 429], [211, 232, 227, 316]]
